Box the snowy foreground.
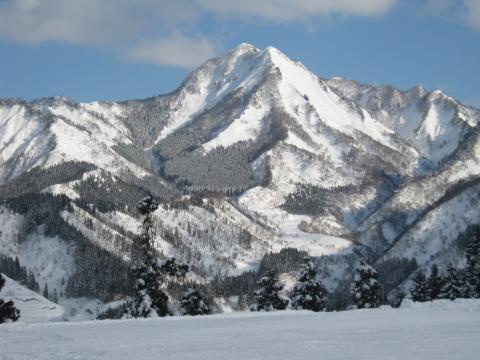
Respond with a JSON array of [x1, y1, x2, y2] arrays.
[[2, 300, 480, 360]]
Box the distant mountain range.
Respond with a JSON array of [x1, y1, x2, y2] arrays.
[[1, 43, 479, 314]]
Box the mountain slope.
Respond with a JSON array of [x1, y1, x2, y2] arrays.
[[0, 43, 479, 312], [0, 274, 64, 322]]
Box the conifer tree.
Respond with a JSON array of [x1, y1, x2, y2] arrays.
[[411, 270, 430, 302], [181, 288, 210, 316], [27, 271, 39, 293], [127, 196, 169, 318], [251, 270, 289, 311], [457, 269, 469, 298], [439, 264, 463, 300], [391, 287, 406, 308], [291, 257, 328, 312], [0, 274, 20, 323], [465, 225, 480, 298], [42, 282, 49, 299], [161, 258, 189, 278], [427, 264, 444, 300], [51, 288, 59, 303], [350, 257, 380, 309]]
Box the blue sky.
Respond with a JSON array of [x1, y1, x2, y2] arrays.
[[0, 0, 479, 107]]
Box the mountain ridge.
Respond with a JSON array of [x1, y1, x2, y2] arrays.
[[1, 43, 479, 315]]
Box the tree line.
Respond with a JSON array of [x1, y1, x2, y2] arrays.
[[3, 192, 480, 323], [121, 217, 480, 317], [409, 224, 480, 302]]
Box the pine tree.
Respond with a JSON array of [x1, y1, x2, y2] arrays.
[[127, 196, 169, 318], [457, 269, 469, 298], [291, 257, 328, 312], [236, 294, 249, 311], [161, 258, 188, 278], [42, 282, 49, 299], [439, 264, 463, 300], [51, 288, 59, 303], [251, 270, 289, 311], [427, 264, 444, 300], [13, 257, 21, 278], [0, 274, 20, 323], [181, 288, 210, 316], [391, 287, 406, 308], [350, 257, 380, 309], [465, 225, 480, 298], [411, 270, 430, 302], [27, 271, 37, 292]]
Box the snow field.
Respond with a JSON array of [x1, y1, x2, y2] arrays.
[[1, 299, 480, 360], [0, 275, 64, 323]]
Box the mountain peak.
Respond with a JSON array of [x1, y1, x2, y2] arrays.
[[263, 45, 282, 55], [234, 42, 259, 51], [227, 43, 260, 58], [408, 84, 427, 98]]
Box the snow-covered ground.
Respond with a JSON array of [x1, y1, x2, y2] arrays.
[[0, 275, 64, 323], [2, 300, 479, 360]]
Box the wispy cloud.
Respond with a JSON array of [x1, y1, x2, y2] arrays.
[[465, 0, 480, 31], [128, 33, 219, 68], [0, 0, 399, 68], [0, 0, 205, 44], [198, 0, 397, 21], [420, 0, 480, 31]]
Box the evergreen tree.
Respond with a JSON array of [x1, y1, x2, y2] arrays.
[[236, 294, 249, 311], [291, 257, 328, 312], [465, 225, 480, 298], [51, 288, 59, 303], [427, 264, 444, 300], [457, 269, 469, 298], [161, 258, 188, 279], [251, 270, 289, 311], [439, 264, 463, 300], [181, 288, 210, 316], [0, 274, 20, 323], [391, 287, 406, 308], [13, 257, 21, 276], [127, 196, 169, 318], [27, 271, 37, 292], [42, 282, 49, 299], [411, 270, 430, 302], [350, 257, 380, 309]]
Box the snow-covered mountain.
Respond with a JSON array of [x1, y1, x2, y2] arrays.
[[1, 43, 479, 312]]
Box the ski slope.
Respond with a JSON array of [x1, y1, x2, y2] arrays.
[[2, 300, 480, 360]]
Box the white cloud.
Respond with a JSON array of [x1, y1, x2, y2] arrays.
[[0, 0, 197, 45], [129, 33, 219, 68], [199, 0, 398, 21], [0, 0, 399, 68], [421, 0, 457, 15], [0, 0, 137, 45], [465, 0, 480, 31], [420, 0, 480, 31]]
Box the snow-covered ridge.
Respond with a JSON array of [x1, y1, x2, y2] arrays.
[[0, 98, 150, 184], [1, 44, 480, 316], [326, 76, 480, 165], [2, 43, 478, 183]]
